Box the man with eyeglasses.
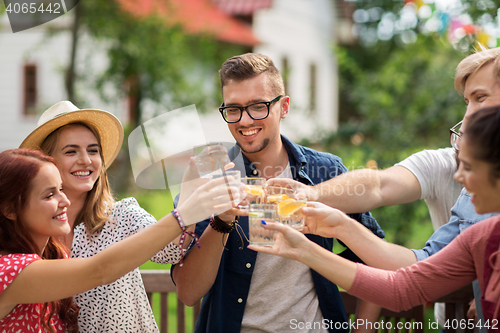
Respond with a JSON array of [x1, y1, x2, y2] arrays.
[[172, 53, 386, 333], [269, 47, 500, 328]]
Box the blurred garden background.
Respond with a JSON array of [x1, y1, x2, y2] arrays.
[[2, 0, 500, 331]]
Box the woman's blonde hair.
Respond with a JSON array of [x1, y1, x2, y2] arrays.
[[454, 46, 500, 94], [41, 122, 114, 233]]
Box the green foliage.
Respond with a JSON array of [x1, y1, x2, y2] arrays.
[[121, 188, 174, 221], [460, 0, 500, 22], [334, 35, 465, 165], [314, 35, 468, 246]]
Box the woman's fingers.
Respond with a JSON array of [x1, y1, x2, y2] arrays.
[[247, 244, 276, 254]]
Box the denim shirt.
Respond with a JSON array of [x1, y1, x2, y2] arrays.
[[412, 188, 498, 261], [173, 135, 384, 333]]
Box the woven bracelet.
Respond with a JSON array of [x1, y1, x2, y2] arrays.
[[210, 215, 237, 234], [171, 209, 200, 267]]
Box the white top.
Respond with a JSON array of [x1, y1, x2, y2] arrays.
[[397, 148, 462, 231], [241, 164, 327, 333], [71, 197, 182, 333]]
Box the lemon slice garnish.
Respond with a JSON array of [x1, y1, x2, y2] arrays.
[[277, 200, 306, 217], [245, 185, 265, 196]]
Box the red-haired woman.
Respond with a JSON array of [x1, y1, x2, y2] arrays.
[[0, 149, 239, 333]]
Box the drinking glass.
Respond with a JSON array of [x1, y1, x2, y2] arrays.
[[239, 177, 266, 211], [277, 198, 307, 230], [265, 186, 295, 204], [193, 143, 230, 178], [210, 170, 241, 205], [248, 204, 277, 246]]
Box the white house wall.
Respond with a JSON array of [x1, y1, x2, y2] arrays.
[[0, 0, 339, 153], [0, 15, 127, 152], [252, 0, 339, 141]]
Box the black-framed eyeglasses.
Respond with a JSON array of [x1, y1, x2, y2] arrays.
[[450, 120, 462, 151], [219, 95, 283, 123]]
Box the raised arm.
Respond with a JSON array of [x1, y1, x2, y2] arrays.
[[249, 219, 479, 312], [248, 221, 358, 291], [0, 177, 238, 308], [302, 202, 418, 270], [268, 165, 421, 214], [172, 207, 242, 306]]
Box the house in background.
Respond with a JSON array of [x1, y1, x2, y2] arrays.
[[0, 0, 351, 152]]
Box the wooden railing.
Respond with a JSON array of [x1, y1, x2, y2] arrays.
[[432, 284, 475, 333], [141, 270, 475, 333], [141, 270, 200, 333]]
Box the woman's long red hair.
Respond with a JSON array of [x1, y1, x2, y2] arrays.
[[0, 149, 79, 333]]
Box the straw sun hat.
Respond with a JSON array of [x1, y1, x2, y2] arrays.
[[19, 101, 124, 169]]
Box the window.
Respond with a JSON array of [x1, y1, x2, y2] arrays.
[[23, 64, 37, 116]]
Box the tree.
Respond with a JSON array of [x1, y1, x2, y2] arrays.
[[317, 34, 467, 246], [67, 0, 244, 125], [63, 0, 245, 192], [336, 34, 465, 162]]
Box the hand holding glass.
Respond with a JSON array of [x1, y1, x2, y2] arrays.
[[248, 204, 277, 246]]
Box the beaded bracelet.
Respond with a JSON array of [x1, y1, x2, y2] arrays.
[[209, 215, 237, 234], [171, 209, 200, 267]]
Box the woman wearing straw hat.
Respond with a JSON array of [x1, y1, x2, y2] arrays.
[[19, 101, 197, 331]]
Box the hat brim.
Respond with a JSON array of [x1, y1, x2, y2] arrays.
[[19, 109, 124, 169]]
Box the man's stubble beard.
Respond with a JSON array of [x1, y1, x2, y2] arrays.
[[239, 138, 270, 155]]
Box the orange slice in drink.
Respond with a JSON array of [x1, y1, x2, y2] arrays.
[[277, 199, 306, 217], [245, 185, 265, 197], [266, 194, 291, 204]]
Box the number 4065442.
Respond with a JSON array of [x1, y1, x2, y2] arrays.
[[444, 319, 498, 330], [5, 2, 62, 14]]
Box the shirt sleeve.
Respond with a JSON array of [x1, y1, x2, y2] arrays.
[[411, 214, 461, 261], [0, 253, 40, 293], [349, 225, 479, 312], [397, 148, 456, 201]]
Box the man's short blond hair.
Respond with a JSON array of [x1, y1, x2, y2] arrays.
[[219, 53, 285, 96], [455, 46, 500, 94]]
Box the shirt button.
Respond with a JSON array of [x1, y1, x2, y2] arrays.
[[238, 298, 243, 303], [252, 170, 258, 175], [246, 263, 251, 269]]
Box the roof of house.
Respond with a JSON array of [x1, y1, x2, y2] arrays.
[[116, 0, 260, 46]]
